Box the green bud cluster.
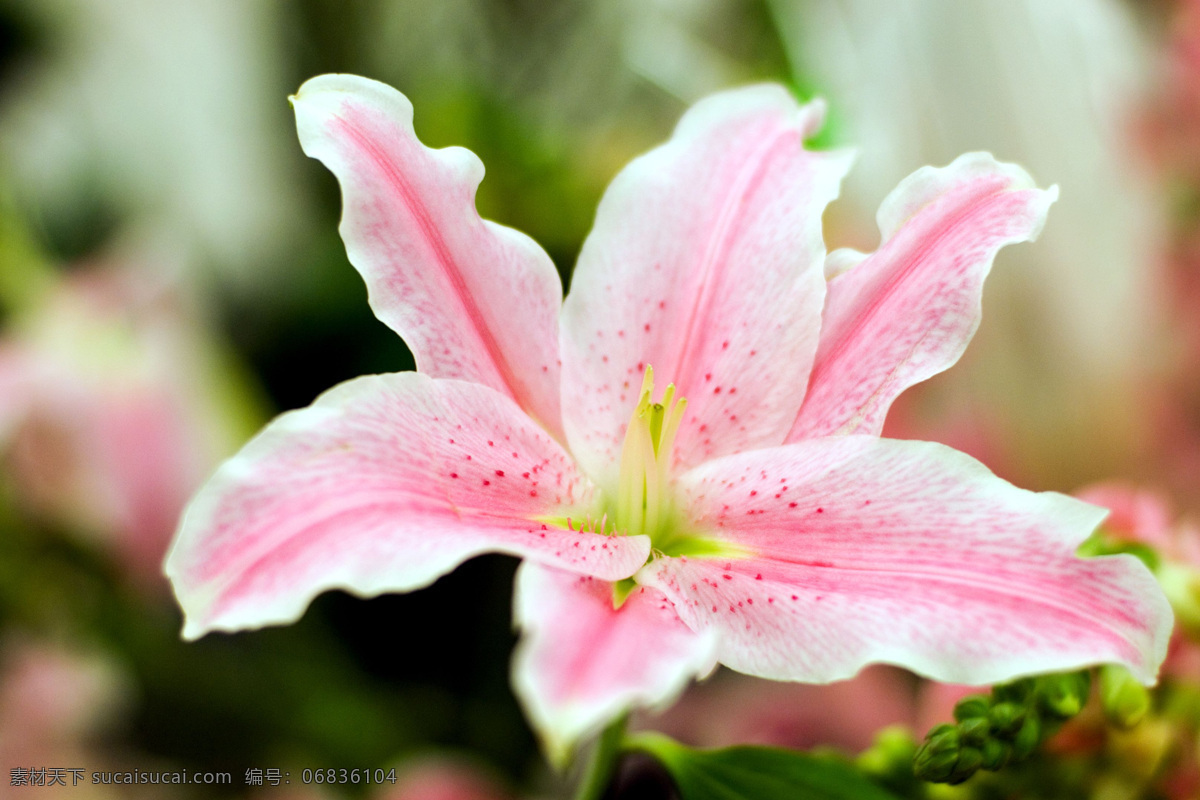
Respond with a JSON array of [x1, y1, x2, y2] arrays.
[[913, 670, 1091, 785]]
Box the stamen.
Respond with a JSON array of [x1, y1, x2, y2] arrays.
[[638, 365, 655, 398], [613, 364, 687, 544], [659, 396, 687, 461], [617, 398, 649, 538], [648, 403, 666, 451], [651, 384, 676, 455]]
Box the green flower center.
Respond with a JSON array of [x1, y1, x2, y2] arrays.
[[613, 365, 686, 546], [610, 366, 741, 561], [546, 366, 746, 606]]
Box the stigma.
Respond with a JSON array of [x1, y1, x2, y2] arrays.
[[615, 366, 687, 541]]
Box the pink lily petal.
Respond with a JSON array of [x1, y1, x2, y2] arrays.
[[788, 153, 1058, 440], [166, 374, 650, 639], [511, 563, 717, 762], [560, 85, 853, 488], [292, 74, 565, 437], [637, 436, 1171, 685]]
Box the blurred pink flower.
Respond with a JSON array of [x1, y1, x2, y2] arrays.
[[1023, 479, 1200, 800], [641, 666, 916, 753], [1143, 0, 1200, 185], [168, 75, 1170, 757], [0, 640, 125, 758], [0, 264, 258, 585], [1077, 482, 1200, 565], [383, 758, 512, 800], [0, 639, 129, 799], [1139, 0, 1200, 506], [1078, 482, 1200, 678], [643, 664, 988, 755]]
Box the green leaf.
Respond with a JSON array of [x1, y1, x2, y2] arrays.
[[625, 733, 903, 800]]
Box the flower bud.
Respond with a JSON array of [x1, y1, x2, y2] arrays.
[[1157, 562, 1200, 634], [987, 702, 1025, 737], [953, 695, 991, 722], [958, 716, 990, 746], [1100, 665, 1150, 729], [924, 723, 959, 747], [949, 746, 983, 784], [979, 738, 1011, 771], [915, 752, 959, 783], [1011, 716, 1041, 760], [1037, 672, 1090, 719], [993, 677, 1035, 703], [914, 725, 961, 782]]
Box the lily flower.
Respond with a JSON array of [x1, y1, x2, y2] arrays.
[[166, 75, 1171, 758]]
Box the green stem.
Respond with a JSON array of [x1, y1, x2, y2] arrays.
[[574, 714, 628, 800]]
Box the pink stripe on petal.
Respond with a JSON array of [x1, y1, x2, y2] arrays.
[[789, 153, 1057, 440], [166, 374, 649, 639], [511, 563, 716, 762], [638, 437, 1171, 685], [561, 85, 851, 488], [293, 75, 564, 438]]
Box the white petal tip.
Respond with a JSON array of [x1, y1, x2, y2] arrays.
[[179, 619, 206, 642], [875, 151, 1053, 243], [825, 248, 868, 281], [797, 96, 827, 139]]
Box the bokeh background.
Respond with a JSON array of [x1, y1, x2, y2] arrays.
[[1, 0, 1198, 797]]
